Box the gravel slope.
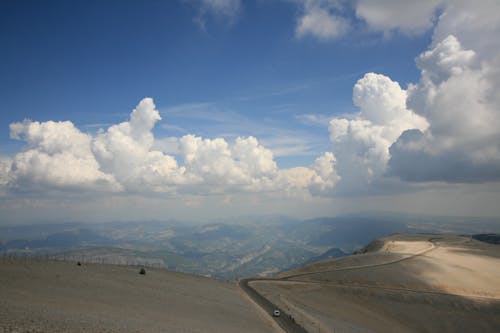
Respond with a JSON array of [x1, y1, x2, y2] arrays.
[[254, 234, 500, 333], [0, 259, 277, 333]]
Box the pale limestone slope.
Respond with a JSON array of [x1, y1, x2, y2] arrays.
[[254, 234, 500, 333], [0, 259, 277, 333]]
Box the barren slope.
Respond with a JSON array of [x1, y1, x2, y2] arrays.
[[0, 259, 278, 333], [253, 234, 500, 333]]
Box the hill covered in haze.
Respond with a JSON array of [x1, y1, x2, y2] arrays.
[[2, 215, 499, 280]]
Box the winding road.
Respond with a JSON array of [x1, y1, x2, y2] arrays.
[[282, 238, 437, 280], [239, 239, 440, 332], [239, 278, 308, 333]]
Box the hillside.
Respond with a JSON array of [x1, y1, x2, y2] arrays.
[[0, 258, 279, 333], [3, 217, 499, 281], [251, 234, 500, 332], [3, 233, 500, 333], [0, 217, 415, 280]]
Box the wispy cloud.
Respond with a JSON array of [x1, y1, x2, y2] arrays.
[[191, 0, 241, 30], [295, 114, 331, 127], [161, 102, 213, 115], [232, 82, 312, 102], [261, 136, 325, 157], [160, 101, 328, 158], [81, 123, 113, 129]]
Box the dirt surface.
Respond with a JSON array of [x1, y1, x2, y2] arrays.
[[254, 234, 500, 333], [0, 259, 278, 333]]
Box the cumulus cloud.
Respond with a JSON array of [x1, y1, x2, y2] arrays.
[[8, 120, 121, 192], [328, 73, 428, 192], [276, 152, 339, 196], [432, 0, 500, 60], [388, 34, 500, 182], [389, 130, 500, 183], [179, 135, 249, 187], [1, 98, 337, 197], [415, 35, 477, 86], [0, 157, 11, 187], [322, 0, 500, 184], [92, 98, 187, 192], [309, 152, 339, 193], [293, 0, 441, 40], [296, 1, 349, 41], [295, 5, 349, 40], [4, 0, 499, 201], [232, 136, 277, 178]]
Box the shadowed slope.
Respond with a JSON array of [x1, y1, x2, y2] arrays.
[[253, 234, 500, 333]]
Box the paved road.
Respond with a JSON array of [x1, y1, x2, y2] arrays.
[[282, 239, 437, 280], [238, 239, 444, 333], [239, 278, 308, 333]]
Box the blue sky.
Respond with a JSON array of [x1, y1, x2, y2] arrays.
[[0, 0, 499, 223], [0, 0, 430, 166]]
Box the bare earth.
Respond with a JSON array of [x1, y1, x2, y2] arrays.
[[0, 259, 278, 333], [254, 234, 500, 333]]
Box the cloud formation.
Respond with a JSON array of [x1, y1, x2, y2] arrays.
[[321, 0, 500, 185], [388, 34, 500, 182], [1, 98, 337, 197], [293, 0, 440, 41], [193, 0, 241, 29], [328, 73, 428, 192], [8, 120, 120, 192], [355, 0, 441, 35], [2, 0, 499, 203], [295, 1, 349, 41]]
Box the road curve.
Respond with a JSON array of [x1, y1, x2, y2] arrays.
[[239, 238, 443, 332], [239, 278, 308, 333], [282, 239, 437, 280]]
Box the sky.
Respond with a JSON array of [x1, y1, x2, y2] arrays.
[[0, 0, 499, 224]]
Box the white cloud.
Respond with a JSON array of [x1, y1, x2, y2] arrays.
[[1, 98, 337, 197], [0, 157, 11, 187], [277, 167, 316, 193], [389, 34, 500, 182], [153, 137, 181, 155], [295, 8, 348, 40], [296, 4, 349, 41], [261, 135, 319, 157], [3, 0, 499, 205], [295, 113, 331, 127], [193, 0, 241, 30], [415, 35, 477, 86], [328, 73, 428, 192], [201, 0, 240, 16], [274, 151, 338, 197], [232, 136, 277, 178], [355, 0, 441, 35], [310, 152, 339, 193], [432, 0, 500, 60], [8, 120, 121, 191], [293, 0, 440, 41], [319, 0, 500, 185], [92, 98, 187, 192], [179, 135, 247, 187]]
